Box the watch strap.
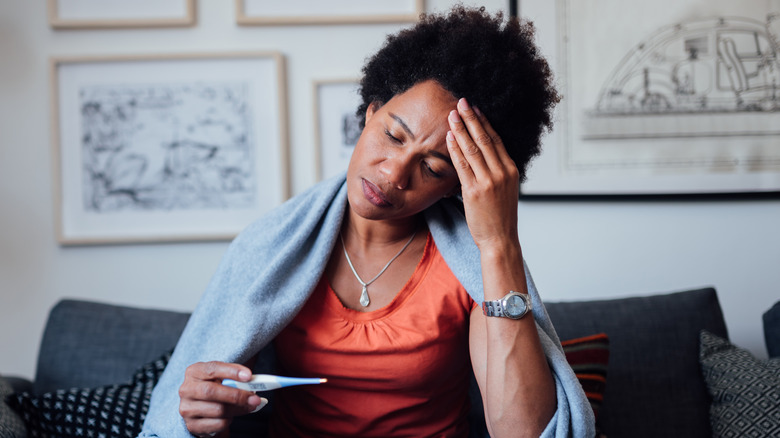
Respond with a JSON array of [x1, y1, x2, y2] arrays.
[[482, 291, 531, 319], [482, 300, 504, 317]]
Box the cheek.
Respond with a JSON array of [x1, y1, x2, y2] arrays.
[[436, 175, 460, 196], [348, 131, 381, 167], [346, 137, 369, 175], [415, 180, 459, 207]]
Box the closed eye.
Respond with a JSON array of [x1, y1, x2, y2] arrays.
[[384, 129, 402, 144], [423, 162, 443, 178]]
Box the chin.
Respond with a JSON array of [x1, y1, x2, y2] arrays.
[[347, 194, 387, 221], [345, 182, 376, 218]]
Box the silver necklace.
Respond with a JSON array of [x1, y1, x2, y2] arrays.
[[340, 231, 417, 307]]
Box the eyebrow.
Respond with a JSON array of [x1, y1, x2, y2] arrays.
[[388, 111, 454, 167], [389, 112, 416, 141], [430, 150, 454, 167]]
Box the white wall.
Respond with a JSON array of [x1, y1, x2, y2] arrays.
[[1, 0, 778, 380]]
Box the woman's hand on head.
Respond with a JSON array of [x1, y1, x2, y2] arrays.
[[446, 98, 521, 252], [179, 361, 267, 438]]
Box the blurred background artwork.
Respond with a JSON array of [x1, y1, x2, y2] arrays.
[[522, 0, 780, 195], [313, 79, 361, 181]]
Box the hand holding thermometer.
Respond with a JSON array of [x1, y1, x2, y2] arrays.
[[222, 374, 327, 392]]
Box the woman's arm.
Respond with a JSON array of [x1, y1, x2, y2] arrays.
[[468, 252, 557, 437], [446, 97, 556, 437]]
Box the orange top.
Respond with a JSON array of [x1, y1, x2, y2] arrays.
[[270, 234, 477, 437]]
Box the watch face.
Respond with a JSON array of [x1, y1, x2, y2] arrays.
[[504, 294, 527, 318]]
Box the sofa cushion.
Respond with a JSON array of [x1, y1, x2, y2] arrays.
[[545, 287, 727, 438], [9, 350, 171, 438], [560, 333, 609, 420], [763, 300, 780, 358], [699, 330, 780, 438], [34, 299, 190, 394]]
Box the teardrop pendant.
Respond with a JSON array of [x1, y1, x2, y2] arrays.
[[359, 285, 370, 307], [341, 231, 416, 309]]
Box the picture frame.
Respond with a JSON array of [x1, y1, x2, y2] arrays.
[[47, 0, 196, 29], [313, 79, 362, 181], [519, 0, 780, 197], [235, 0, 424, 25], [50, 52, 289, 245]]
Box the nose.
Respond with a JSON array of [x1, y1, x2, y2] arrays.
[[379, 150, 412, 190]]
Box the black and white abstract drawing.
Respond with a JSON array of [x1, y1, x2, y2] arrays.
[[79, 82, 256, 213], [53, 53, 286, 243]]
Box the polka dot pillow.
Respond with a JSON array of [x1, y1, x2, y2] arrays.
[[8, 350, 171, 438]]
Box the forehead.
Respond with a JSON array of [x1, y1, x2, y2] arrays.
[[382, 80, 458, 117]]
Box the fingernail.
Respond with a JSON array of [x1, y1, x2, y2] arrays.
[[238, 370, 251, 380], [474, 106, 483, 118], [449, 110, 461, 122], [458, 98, 469, 111], [249, 397, 268, 413], [446, 131, 454, 142]]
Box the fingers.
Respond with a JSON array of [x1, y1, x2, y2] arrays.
[[181, 398, 267, 437], [447, 98, 506, 177], [179, 361, 267, 437], [446, 129, 475, 186], [446, 98, 519, 191], [186, 360, 253, 383], [447, 108, 486, 184], [471, 105, 515, 169], [180, 361, 263, 408], [249, 397, 269, 413]]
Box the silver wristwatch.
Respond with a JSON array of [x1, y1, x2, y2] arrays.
[[482, 291, 532, 320]]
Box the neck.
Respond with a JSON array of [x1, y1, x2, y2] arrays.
[[342, 207, 422, 251]]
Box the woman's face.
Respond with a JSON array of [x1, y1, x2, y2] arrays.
[[346, 80, 460, 223]]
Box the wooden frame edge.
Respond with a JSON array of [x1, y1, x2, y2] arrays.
[[235, 0, 424, 26], [50, 58, 66, 244], [275, 53, 291, 202], [48, 0, 197, 29]]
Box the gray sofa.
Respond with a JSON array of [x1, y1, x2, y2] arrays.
[[3, 287, 775, 437]]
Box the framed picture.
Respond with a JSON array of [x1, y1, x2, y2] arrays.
[[51, 52, 289, 245], [313, 79, 362, 181], [48, 0, 196, 29], [520, 0, 780, 196], [235, 0, 424, 25]]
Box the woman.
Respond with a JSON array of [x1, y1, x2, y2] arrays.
[[141, 6, 594, 438]]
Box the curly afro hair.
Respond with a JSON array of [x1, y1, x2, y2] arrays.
[[357, 5, 560, 184]]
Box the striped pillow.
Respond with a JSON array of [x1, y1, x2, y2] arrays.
[[561, 333, 610, 419]]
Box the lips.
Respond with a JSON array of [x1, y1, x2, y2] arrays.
[[362, 178, 393, 207]]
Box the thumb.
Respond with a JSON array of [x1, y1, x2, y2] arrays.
[[247, 396, 268, 414]]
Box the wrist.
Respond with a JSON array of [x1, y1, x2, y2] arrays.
[[479, 241, 528, 300], [479, 240, 522, 262]]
